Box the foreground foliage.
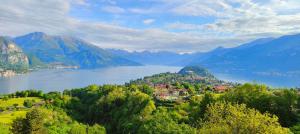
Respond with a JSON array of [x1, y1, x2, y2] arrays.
[[1, 83, 298, 134], [199, 102, 290, 133]]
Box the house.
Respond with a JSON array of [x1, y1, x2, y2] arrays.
[[153, 84, 190, 102], [34, 101, 45, 107], [213, 85, 229, 93], [154, 84, 170, 90]]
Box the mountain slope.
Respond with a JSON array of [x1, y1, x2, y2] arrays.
[[178, 65, 215, 78], [0, 37, 29, 73], [14, 32, 140, 68], [107, 49, 195, 66], [190, 34, 300, 73]]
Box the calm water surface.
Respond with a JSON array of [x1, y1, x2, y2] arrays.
[[1, 66, 299, 94], [0, 66, 181, 94], [214, 72, 300, 88]]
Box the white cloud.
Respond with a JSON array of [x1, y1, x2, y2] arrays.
[[72, 0, 89, 6], [1, 0, 300, 52], [128, 7, 162, 14], [0, 0, 242, 52], [163, 0, 300, 39], [101, 6, 125, 14], [143, 19, 155, 25], [170, 0, 232, 17], [165, 22, 202, 30]]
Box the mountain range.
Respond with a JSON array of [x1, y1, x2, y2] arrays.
[[190, 34, 300, 73], [1, 32, 300, 75], [13, 32, 140, 69], [107, 49, 196, 66], [109, 33, 300, 74]]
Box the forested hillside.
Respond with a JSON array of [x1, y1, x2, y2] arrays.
[[0, 83, 298, 134]]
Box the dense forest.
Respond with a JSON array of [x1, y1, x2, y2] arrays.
[[0, 67, 300, 134], [0, 83, 299, 134]]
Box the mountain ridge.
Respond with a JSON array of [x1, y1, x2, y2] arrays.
[[189, 33, 300, 73], [107, 49, 195, 66], [0, 37, 29, 73], [13, 32, 141, 69]]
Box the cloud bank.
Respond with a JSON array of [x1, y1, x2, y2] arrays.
[[0, 0, 300, 52]]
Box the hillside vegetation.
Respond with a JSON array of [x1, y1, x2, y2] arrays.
[[0, 69, 299, 133]]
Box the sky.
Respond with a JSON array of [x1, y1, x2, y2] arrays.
[[1, 0, 300, 52]]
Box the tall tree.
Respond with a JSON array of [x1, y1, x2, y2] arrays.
[[199, 102, 290, 134], [11, 108, 46, 134]]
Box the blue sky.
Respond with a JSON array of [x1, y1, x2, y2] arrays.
[[1, 0, 300, 52], [69, 0, 216, 30]]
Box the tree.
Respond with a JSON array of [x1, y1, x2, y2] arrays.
[[198, 102, 290, 134], [24, 99, 34, 108], [87, 124, 106, 134], [69, 124, 86, 134], [222, 84, 300, 127], [189, 93, 216, 126], [11, 117, 27, 134], [139, 84, 154, 96], [25, 108, 46, 134], [3, 96, 9, 101], [290, 123, 300, 134], [13, 103, 18, 108], [271, 89, 299, 127], [11, 108, 46, 134], [138, 108, 196, 134], [89, 90, 156, 133]]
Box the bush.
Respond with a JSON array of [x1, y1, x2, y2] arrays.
[[23, 99, 35, 108]]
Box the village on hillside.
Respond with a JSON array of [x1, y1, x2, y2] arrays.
[[130, 66, 236, 102]]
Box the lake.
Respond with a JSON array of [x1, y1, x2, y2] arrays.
[[214, 71, 300, 88], [1, 66, 299, 94], [0, 66, 181, 94]]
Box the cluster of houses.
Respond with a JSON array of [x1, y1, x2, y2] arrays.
[[0, 69, 16, 77], [213, 85, 230, 93], [153, 84, 231, 101], [153, 84, 189, 101]]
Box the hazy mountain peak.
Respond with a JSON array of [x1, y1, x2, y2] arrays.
[[25, 32, 48, 39]]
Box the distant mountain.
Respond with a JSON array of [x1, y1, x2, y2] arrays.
[[107, 49, 195, 66], [14, 32, 140, 68], [190, 34, 300, 73], [0, 37, 29, 73]]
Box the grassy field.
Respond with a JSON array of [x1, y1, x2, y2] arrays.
[[0, 110, 28, 124], [0, 123, 10, 134], [0, 97, 42, 107], [0, 97, 43, 124]]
